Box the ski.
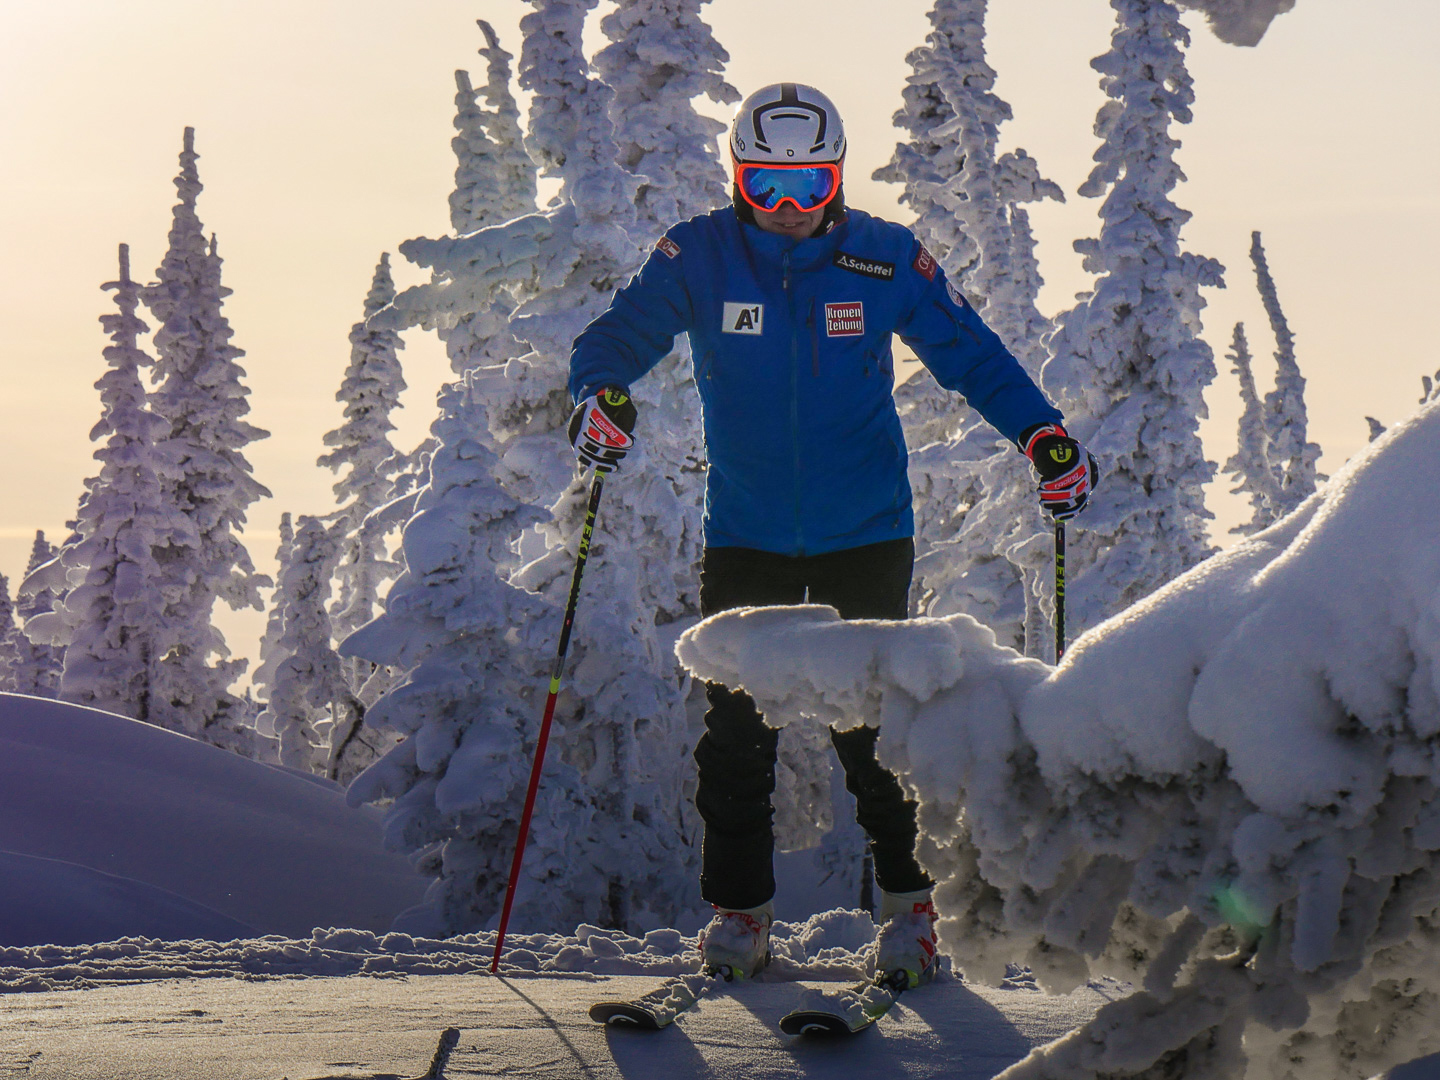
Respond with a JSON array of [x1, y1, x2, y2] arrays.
[[589, 971, 727, 1030], [779, 971, 912, 1037]]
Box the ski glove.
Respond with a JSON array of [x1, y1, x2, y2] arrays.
[[1021, 423, 1099, 521], [568, 387, 637, 472]]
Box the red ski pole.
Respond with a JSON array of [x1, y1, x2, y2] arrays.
[[491, 469, 607, 973]]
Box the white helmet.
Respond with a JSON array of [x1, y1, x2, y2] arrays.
[[729, 83, 846, 166]]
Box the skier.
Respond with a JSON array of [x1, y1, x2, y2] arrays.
[[567, 84, 1096, 987]]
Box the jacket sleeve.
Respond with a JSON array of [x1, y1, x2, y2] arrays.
[[568, 235, 695, 404], [895, 241, 1063, 446]]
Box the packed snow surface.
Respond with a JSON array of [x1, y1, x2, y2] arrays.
[[0, 694, 425, 941], [678, 401, 1440, 1078]]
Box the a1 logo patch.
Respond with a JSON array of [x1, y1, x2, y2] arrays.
[[825, 302, 864, 337], [722, 302, 764, 335]]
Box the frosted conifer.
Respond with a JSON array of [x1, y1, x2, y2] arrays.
[[1042, 0, 1224, 632], [252, 511, 296, 710], [878, 0, 1064, 655], [319, 255, 407, 664], [343, 372, 598, 935], [594, 0, 736, 244], [256, 516, 367, 778], [13, 532, 65, 697], [1251, 231, 1323, 514], [141, 129, 271, 749], [0, 574, 17, 692], [441, 22, 538, 378], [30, 246, 183, 719], [1222, 322, 1282, 535]]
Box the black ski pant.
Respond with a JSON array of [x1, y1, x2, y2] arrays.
[[694, 538, 933, 911]]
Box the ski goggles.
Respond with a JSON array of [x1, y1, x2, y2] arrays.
[[735, 162, 842, 213]]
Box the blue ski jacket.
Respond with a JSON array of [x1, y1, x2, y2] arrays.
[[569, 207, 1063, 557]]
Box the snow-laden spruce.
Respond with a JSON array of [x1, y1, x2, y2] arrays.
[[138, 128, 270, 751], [12, 532, 65, 698], [439, 21, 537, 379], [1251, 231, 1324, 517], [1041, 0, 1224, 634], [342, 373, 601, 937], [594, 0, 736, 245], [1223, 322, 1284, 536], [880, 0, 1066, 657], [1177, 0, 1300, 46], [0, 574, 17, 692], [257, 516, 375, 781], [22, 246, 182, 722], [679, 397, 1440, 1080], [318, 254, 407, 693]]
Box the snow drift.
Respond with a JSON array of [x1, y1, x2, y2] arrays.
[[678, 400, 1440, 1079], [0, 694, 426, 941]]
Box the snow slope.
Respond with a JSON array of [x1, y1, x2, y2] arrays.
[[0, 694, 425, 941], [678, 400, 1440, 1078]]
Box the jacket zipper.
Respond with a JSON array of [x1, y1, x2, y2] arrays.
[[784, 250, 804, 555], [808, 298, 819, 377]]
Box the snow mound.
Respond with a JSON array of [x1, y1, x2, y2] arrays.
[[678, 401, 1440, 1079], [0, 852, 254, 947], [0, 694, 425, 940], [2, 908, 877, 994]]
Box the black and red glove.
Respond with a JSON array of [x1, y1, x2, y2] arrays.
[[568, 387, 637, 472], [1020, 423, 1099, 521]]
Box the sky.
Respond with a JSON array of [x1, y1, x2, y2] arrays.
[[2, 0, 1437, 677]]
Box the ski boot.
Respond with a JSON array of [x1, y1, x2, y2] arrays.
[[698, 900, 773, 981], [874, 887, 938, 989]]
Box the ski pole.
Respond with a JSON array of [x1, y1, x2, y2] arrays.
[[1054, 522, 1066, 662], [491, 468, 607, 973]]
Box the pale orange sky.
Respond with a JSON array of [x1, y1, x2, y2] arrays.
[[2, 0, 1437, 674]]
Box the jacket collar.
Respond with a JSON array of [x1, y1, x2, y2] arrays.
[[735, 210, 852, 271]]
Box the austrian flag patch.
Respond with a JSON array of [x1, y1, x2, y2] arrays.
[[825, 302, 864, 337], [655, 236, 681, 259]]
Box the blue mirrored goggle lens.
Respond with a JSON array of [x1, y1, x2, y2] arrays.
[[739, 166, 837, 211]]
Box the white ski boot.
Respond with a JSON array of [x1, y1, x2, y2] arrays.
[[698, 900, 773, 981], [874, 887, 938, 989]]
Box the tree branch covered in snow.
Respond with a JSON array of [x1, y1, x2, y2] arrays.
[[1176, 0, 1299, 46], [679, 398, 1440, 1080]]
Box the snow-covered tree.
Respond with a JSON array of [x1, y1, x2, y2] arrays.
[[319, 254, 407, 662], [372, 0, 700, 930], [1251, 231, 1323, 515], [12, 532, 65, 697], [0, 574, 17, 691], [440, 21, 538, 379], [594, 0, 736, 245], [1222, 322, 1283, 536], [252, 511, 295, 706], [875, 0, 1065, 656], [255, 515, 367, 778], [26, 246, 183, 720], [344, 371, 599, 936], [1041, 0, 1225, 632], [140, 128, 271, 750]]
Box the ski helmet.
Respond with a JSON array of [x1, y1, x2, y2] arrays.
[[730, 83, 846, 166], [729, 83, 847, 230]]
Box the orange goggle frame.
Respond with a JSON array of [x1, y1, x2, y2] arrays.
[[735, 161, 842, 213]]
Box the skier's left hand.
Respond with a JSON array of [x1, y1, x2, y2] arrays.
[[568, 387, 637, 472], [1021, 423, 1099, 521]]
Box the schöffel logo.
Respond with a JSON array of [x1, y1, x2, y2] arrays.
[[655, 236, 681, 259], [825, 302, 864, 337], [832, 251, 895, 281]]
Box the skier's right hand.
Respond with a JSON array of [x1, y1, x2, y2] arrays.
[[1021, 423, 1099, 521], [568, 387, 637, 472]]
